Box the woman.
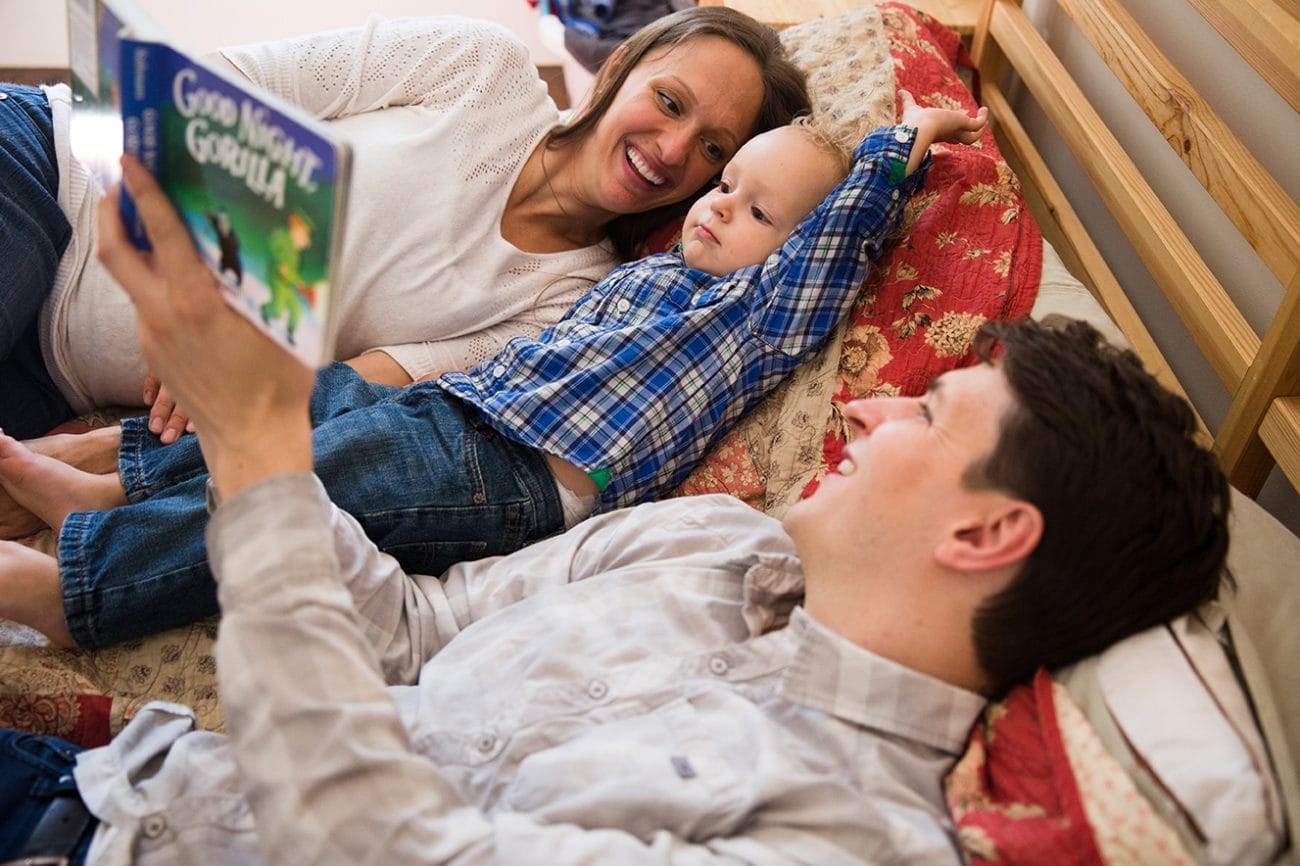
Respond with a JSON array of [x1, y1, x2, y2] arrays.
[[0, 6, 809, 440]]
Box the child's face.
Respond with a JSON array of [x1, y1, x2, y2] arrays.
[[679, 126, 843, 276]]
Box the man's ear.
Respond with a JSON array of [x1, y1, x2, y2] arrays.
[[936, 499, 1043, 572]]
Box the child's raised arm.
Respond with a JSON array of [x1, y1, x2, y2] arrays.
[[898, 89, 989, 176]]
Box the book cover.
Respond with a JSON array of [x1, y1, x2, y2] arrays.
[[66, 0, 350, 367]]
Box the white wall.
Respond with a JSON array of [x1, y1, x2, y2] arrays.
[[0, 0, 558, 67], [1013, 0, 1300, 534]]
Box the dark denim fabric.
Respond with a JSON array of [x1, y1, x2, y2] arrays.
[[0, 729, 93, 864], [61, 363, 564, 647], [0, 84, 76, 437]]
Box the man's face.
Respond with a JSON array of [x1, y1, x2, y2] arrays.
[[784, 362, 1018, 566], [680, 126, 842, 276]]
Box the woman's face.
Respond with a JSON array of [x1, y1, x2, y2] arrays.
[[583, 35, 765, 216]]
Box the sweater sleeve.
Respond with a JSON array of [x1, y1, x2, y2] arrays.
[[220, 15, 542, 122]]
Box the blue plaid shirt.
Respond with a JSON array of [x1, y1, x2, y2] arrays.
[[440, 125, 929, 511]]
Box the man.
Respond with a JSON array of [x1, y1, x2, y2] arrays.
[[0, 157, 1228, 865]]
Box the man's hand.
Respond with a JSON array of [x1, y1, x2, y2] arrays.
[[898, 89, 989, 176], [97, 156, 314, 498]]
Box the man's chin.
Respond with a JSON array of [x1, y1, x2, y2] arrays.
[[780, 496, 813, 535]]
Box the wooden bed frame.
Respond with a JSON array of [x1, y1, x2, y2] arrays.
[[969, 0, 1300, 501]]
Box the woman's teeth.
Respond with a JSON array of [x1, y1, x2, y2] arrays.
[[626, 147, 665, 186]]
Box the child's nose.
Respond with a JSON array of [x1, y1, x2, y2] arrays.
[[711, 194, 733, 221]]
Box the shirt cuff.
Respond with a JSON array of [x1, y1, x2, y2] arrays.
[[206, 473, 336, 596]]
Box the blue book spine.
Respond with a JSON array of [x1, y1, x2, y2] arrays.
[[118, 38, 168, 249]]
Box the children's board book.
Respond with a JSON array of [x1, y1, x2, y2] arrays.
[[66, 0, 350, 366]]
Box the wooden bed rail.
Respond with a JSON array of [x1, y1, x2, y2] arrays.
[[971, 0, 1300, 499]]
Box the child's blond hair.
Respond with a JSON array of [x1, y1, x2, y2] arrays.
[[790, 115, 853, 178]]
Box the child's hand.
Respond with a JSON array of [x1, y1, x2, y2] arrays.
[[899, 89, 988, 145], [895, 89, 990, 176]]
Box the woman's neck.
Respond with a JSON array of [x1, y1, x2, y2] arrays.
[[503, 138, 610, 253]]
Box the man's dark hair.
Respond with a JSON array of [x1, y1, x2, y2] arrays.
[[966, 318, 1231, 696], [547, 5, 811, 260]]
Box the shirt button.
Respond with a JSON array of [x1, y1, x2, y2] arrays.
[[615, 298, 632, 313], [895, 128, 909, 143], [474, 732, 497, 753], [141, 814, 168, 838], [492, 364, 506, 378], [891, 189, 900, 200], [0, 93, 8, 101], [708, 655, 730, 676], [587, 679, 608, 700]]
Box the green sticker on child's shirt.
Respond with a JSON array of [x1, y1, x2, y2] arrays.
[[888, 156, 908, 185], [587, 467, 612, 492]]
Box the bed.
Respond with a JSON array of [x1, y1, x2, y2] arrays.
[[3, 2, 1298, 863]]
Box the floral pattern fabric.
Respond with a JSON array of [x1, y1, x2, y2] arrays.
[[946, 669, 1194, 866]]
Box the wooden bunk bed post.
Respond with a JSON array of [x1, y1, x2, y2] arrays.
[[971, 0, 1200, 425], [974, 60, 1194, 415], [1048, 0, 1300, 497], [1183, 0, 1300, 117], [972, 0, 1300, 500]]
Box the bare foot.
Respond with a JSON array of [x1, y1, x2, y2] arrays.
[[0, 426, 124, 538], [0, 489, 44, 539], [0, 431, 128, 535], [0, 541, 75, 647], [28, 425, 123, 474]]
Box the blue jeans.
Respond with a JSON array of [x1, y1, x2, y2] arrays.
[[0, 730, 94, 864], [0, 84, 76, 438], [60, 363, 564, 647]]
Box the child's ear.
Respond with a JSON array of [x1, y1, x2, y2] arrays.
[[936, 500, 1042, 572]]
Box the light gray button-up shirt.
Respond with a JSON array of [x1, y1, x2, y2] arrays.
[[74, 476, 984, 865]]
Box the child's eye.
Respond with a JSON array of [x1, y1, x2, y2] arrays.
[[656, 90, 681, 116], [717, 180, 731, 194], [750, 206, 771, 224], [918, 402, 933, 424]]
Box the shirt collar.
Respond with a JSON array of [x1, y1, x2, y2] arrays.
[[776, 608, 986, 755], [739, 548, 805, 636]]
